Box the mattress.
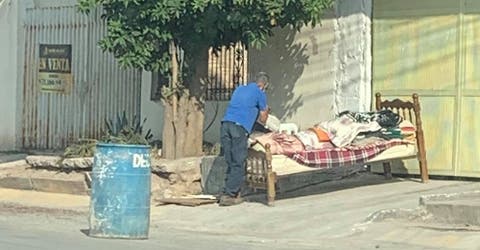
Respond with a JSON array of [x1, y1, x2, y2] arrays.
[[365, 143, 416, 163], [252, 144, 417, 176]]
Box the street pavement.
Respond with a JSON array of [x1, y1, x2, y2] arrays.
[[1, 174, 480, 250]]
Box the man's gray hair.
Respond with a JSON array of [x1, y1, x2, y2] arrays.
[[255, 72, 270, 84]]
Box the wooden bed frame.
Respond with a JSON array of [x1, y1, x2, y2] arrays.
[[245, 93, 429, 206]]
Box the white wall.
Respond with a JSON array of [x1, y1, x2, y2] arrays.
[[0, 0, 19, 150]]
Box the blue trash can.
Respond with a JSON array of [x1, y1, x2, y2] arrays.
[[89, 143, 151, 239]]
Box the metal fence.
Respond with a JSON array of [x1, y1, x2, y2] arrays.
[[21, 6, 141, 149], [206, 42, 248, 101]]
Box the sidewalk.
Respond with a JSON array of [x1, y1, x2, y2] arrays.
[[1, 175, 480, 249]]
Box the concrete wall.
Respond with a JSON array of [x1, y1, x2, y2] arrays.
[[140, 71, 164, 142], [247, 0, 373, 132], [249, 11, 337, 131], [0, 0, 19, 150], [202, 101, 228, 144], [248, 0, 373, 130]]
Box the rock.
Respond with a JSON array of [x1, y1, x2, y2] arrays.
[[26, 156, 62, 169], [152, 157, 202, 183], [62, 157, 93, 170], [178, 167, 202, 183], [151, 174, 170, 200], [153, 181, 202, 200], [201, 156, 227, 195], [151, 157, 203, 199], [168, 173, 179, 184], [152, 157, 201, 173]]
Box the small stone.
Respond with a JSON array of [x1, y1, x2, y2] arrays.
[[168, 173, 179, 184], [26, 156, 62, 168], [62, 157, 94, 169]]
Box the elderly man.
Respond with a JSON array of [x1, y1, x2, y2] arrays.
[[219, 72, 270, 206]]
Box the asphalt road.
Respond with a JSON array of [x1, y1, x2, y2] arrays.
[[0, 210, 327, 250], [0, 210, 446, 250], [2, 178, 480, 250]]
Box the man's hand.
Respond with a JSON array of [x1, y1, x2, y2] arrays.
[[258, 109, 269, 124], [266, 106, 271, 114]]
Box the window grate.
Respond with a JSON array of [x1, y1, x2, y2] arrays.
[[151, 42, 248, 101], [206, 42, 248, 101]]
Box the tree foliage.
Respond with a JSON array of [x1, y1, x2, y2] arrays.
[[78, 0, 333, 84]]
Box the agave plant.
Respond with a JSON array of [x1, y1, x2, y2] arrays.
[[63, 138, 97, 158], [102, 111, 153, 145]]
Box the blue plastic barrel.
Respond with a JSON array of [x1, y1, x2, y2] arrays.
[[89, 143, 151, 239]]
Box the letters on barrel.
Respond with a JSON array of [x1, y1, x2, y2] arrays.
[[133, 153, 150, 168]]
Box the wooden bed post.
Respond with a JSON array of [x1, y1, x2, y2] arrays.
[[265, 144, 277, 206], [413, 93, 429, 183], [383, 162, 392, 180], [375, 92, 382, 111], [377, 93, 392, 179]]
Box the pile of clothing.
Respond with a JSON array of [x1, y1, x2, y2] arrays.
[[251, 110, 416, 155]]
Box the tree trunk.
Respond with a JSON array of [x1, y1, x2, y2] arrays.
[[162, 45, 208, 159], [162, 94, 204, 159]]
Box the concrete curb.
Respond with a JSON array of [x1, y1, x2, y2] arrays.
[[419, 190, 480, 205], [419, 191, 480, 226], [0, 176, 33, 190], [358, 190, 480, 227], [0, 175, 89, 195], [0, 162, 90, 195]]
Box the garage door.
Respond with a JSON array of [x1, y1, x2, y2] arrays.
[[373, 0, 480, 177]]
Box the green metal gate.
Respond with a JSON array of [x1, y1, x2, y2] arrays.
[[373, 0, 480, 177]]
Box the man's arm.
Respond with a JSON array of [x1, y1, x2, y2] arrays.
[[258, 108, 269, 124], [257, 91, 269, 124]]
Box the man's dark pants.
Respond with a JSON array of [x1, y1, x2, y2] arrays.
[[220, 121, 248, 197]]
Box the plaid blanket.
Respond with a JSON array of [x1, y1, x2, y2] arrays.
[[290, 139, 407, 168]]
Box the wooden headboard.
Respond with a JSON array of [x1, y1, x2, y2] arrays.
[[375, 93, 428, 182]]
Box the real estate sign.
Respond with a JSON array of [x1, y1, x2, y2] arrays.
[[38, 44, 73, 93]]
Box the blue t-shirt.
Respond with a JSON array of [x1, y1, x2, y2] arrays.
[[222, 83, 267, 133]]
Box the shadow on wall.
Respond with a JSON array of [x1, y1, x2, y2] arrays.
[[248, 27, 309, 121]]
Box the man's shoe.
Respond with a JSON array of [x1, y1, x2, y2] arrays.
[[219, 195, 244, 206]]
